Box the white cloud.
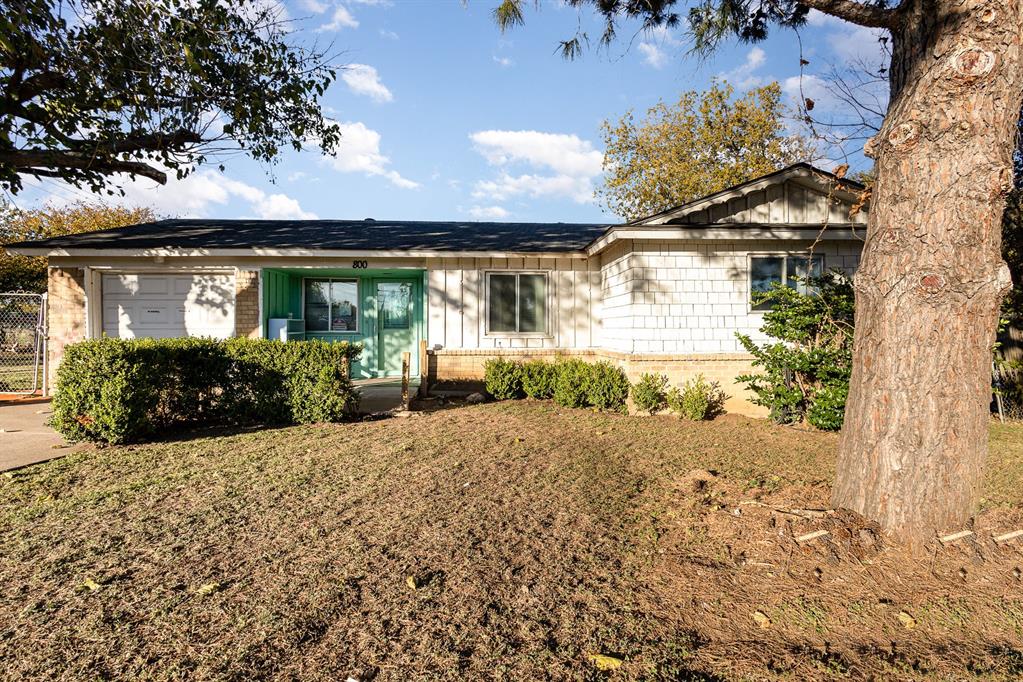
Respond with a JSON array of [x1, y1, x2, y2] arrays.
[[379, 28, 399, 40], [637, 25, 680, 70], [56, 169, 319, 219], [805, 9, 887, 64], [341, 63, 393, 103], [637, 42, 668, 69], [317, 5, 358, 31], [721, 46, 767, 88], [469, 130, 603, 204], [493, 55, 514, 68], [298, 0, 328, 13], [467, 205, 510, 219], [323, 120, 418, 189]]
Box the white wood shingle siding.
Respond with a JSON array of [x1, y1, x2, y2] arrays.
[[598, 239, 863, 354]]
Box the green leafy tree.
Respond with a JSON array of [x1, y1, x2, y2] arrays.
[[494, 0, 1023, 547], [598, 81, 813, 220], [1, 0, 341, 194], [0, 202, 155, 291]]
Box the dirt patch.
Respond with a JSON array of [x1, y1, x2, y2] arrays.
[[0, 402, 1021, 680]]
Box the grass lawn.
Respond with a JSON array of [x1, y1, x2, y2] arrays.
[[2, 402, 1023, 680]]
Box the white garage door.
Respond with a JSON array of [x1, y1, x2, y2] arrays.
[[102, 273, 236, 339]]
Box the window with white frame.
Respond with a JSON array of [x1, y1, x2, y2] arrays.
[[304, 278, 358, 332], [750, 254, 824, 310], [486, 272, 548, 334]]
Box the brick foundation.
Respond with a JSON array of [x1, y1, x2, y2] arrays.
[[46, 266, 87, 390], [234, 269, 261, 338], [427, 348, 766, 417]]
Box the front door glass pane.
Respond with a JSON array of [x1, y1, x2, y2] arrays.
[[379, 282, 411, 329]]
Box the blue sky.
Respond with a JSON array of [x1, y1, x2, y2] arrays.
[[19, 1, 888, 224]]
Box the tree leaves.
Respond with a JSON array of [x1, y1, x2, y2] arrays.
[[0, 0, 341, 194], [597, 81, 814, 220]]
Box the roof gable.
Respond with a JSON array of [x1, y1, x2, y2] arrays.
[[632, 164, 869, 227]]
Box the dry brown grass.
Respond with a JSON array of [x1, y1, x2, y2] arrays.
[[1, 402, 1022, 681]]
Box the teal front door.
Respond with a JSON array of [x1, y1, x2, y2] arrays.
[[375, 281, 415, 375]]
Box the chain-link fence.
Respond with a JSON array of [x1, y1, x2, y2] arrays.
[[0, 292, 46, 394]]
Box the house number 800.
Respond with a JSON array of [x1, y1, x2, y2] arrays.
[[352, 260, 368, 269]]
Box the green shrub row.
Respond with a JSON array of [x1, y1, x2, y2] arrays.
[[51, 337, 362, 444], [483, 357, 630, 412], [631, 372, 727, 420]]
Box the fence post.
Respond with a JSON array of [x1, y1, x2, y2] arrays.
[[418, 339, 429, 398], [401, 351, 411, 410]]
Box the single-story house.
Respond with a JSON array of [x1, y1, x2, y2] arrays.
[[9, 163, 868, 415]]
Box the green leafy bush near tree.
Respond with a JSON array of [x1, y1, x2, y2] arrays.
[[520, 360, 558, 399], [483, 358, 523, 400], [51, 337, 361, 444], [736, 273, 854, 430], [585, 361, 630, 413], [667, 374, 727, 421], [631, 373, 669, 414]]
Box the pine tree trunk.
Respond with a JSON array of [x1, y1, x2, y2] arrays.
[[832, 0, 1022, 548]]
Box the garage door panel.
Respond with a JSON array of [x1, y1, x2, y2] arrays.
[[102, 273, 236, 340]]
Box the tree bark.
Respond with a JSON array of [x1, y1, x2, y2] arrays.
[[832, 0, 1022, 548]]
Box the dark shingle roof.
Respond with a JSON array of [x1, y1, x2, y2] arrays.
[[12, 219, 613, 253]]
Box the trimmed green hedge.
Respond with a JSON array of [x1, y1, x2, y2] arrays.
[[51, 337, 362, 444], [483, 357, 630, 413]]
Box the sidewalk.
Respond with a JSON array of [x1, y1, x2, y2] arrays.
[[0, 399, 78, 472]]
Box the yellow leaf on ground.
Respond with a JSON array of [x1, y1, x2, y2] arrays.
[[195, 582, 221, 596], [406, 575, 417, 590], [82, 578, 101, 591], [898, 611, 917, 629], [588, 653, 623, 670], [752, 610, 772, 629]]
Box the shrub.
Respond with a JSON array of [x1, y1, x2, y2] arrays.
[[667, 374, 727, 421], [553, 358, 591, 408], [51, 337, 361, 444], [483, 358, 523, 400], [520, 360, 558, 400], [585, 360, 630, 412], [631, 373, 668, 414], [736, 272, 854, 429]]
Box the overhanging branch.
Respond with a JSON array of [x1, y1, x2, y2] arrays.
[[0, 150, 168, 183], [798, 0, 899, 29]]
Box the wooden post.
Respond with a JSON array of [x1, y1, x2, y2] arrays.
[[418, 339, 429, 398], [401, 351, 411, 411]]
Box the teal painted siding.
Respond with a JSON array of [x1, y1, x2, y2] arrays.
[[261, 268, 424, 379]]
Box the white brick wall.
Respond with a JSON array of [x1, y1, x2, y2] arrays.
[[596, 239, 862, 354]]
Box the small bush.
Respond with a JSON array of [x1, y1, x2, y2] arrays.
[[585, 361, 630, 413], [553, 358, 591, 408], [631, 373, 668, 414], [51, 337, 361, 444], [483, 358, 523, 400], [667, 374, 727, 421], [736, 272, 853, 429], [520, 360, 558, 400]]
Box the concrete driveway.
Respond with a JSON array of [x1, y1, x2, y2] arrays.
[[0, 400, 78, 472]]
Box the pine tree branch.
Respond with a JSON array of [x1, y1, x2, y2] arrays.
[[797, 0, 899, 29]]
